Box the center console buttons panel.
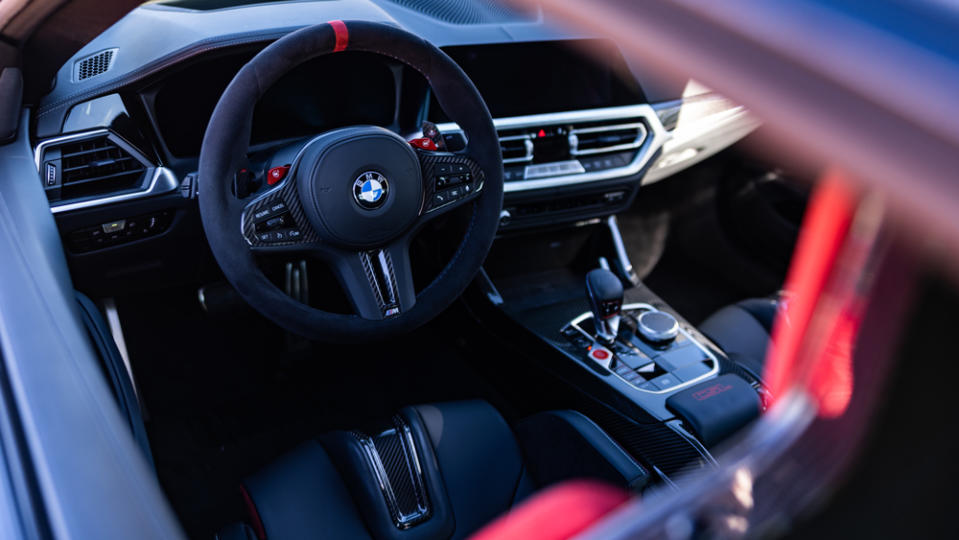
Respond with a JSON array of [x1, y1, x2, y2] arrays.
[[561, 303, 719, 394]]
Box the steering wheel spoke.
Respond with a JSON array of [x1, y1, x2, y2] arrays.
[[241, 176, 323, 253], [417, 150, 486, 220], [326, 241, 416, 320]]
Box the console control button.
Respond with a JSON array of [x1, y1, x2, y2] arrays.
[[650, 373, 681, 391], [588, 346, 613, 367], [656, 345, 708, 371], [637, 310, 680, 343], [618, 349, 652, 370], [67, 210, 173, 253], [614, 364, 633, 377], [673, 361, 711, 382], [588, 347, 611, 361]]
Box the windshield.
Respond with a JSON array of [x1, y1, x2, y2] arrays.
[[145, 0, 333, 11]]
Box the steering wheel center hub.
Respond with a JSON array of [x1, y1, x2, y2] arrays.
[[352, 171, 389, 209], [296, 126, 423, 248]]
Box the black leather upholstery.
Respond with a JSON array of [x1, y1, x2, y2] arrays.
[[243, 441, 372, 539], [700, 297, 779, 379], [516, 410, 648, 491], [215, 522, 259, 540], [406, 401, 533, 539], [230, 400, 639, 540]]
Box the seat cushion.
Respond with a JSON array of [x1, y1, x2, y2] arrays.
[[700, 300, 776, 379], [242, 441, 371, 539], [407, 400, 533, 539], [235, 401, 640, 540], [516, 410, 648, 491]]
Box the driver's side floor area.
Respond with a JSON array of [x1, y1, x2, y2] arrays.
[[119, 287, 511, 539]]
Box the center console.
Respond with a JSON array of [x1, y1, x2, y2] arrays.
[[474, 218, 766, 486]]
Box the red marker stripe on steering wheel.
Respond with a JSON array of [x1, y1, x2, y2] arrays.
[[330, 20, 349, 52]]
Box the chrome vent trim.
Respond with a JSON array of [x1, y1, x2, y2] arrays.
[[569, 121, 647, 156], [34, 130, 178, 214], [498, 132, 534, 164], [73, 49, 118, 82], [435, 104, 670, 193]]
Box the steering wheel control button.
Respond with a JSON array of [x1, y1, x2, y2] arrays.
[[252, 200, 288, 222], [256, 231, 276, 243], [637, 310, 680, 343], [264, 216, 287, 229], [353, 171, 389, 209]]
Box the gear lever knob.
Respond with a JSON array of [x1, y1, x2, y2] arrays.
[[586, 268, 624, 344]]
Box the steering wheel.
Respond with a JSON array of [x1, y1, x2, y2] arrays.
[[198, 20, 503, 342]]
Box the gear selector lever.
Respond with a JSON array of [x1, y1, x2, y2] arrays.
[[586, 268, 624, 344]]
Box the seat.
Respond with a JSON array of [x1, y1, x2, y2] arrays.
[[699, 296, 779, 380], [222, 400, 647, 540]]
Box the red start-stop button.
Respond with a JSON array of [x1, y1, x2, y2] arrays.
[[588, 347, 612, 363]]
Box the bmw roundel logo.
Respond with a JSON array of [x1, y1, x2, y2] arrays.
[[352, 171, 389, 209]]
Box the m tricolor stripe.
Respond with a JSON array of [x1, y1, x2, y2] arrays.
[[330, 20, 349, 52]]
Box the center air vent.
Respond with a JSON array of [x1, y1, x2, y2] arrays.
[[74, 48, 118, 82], [498, 129, 534, 164], [568, 120, 647, 156], [493, 117, 648, 181], [38, 133, 150, 203]]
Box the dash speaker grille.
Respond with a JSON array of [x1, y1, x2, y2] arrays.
[[74, 49, 118, 82]]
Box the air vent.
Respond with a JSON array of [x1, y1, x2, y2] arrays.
[[569, 120, 647, 156], [498, 129, 534, 164], [41, 134, 149, 201], [74, 49, 118, 82], [493, 118, 648, 180]]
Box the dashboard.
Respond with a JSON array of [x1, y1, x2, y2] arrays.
[[28, 0, 758, 294]]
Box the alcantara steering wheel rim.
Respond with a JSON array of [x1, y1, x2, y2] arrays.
[[198, 20, 503, 342]]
